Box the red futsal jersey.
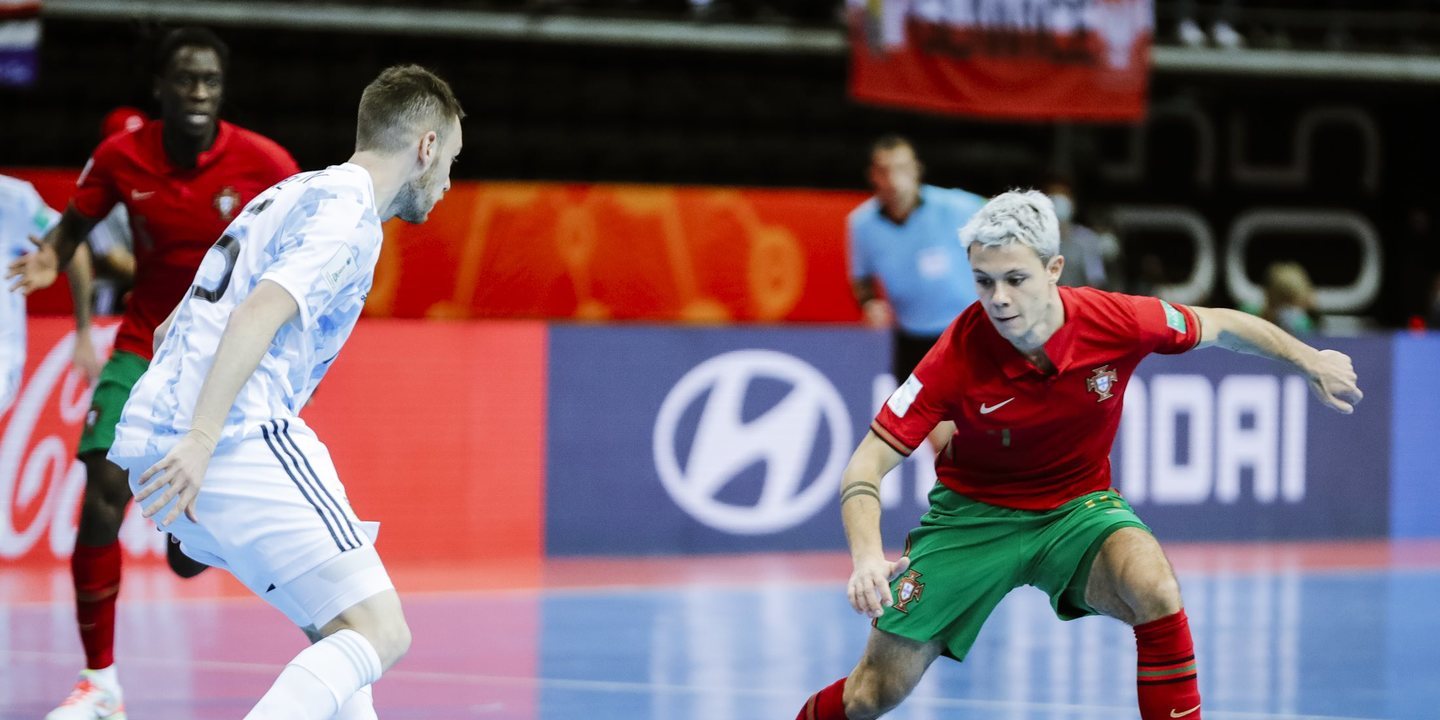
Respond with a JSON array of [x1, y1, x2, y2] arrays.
[[71, 120, 299, 359], [871, 286, 1203, 510]]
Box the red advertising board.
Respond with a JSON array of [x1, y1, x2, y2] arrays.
[[1, 318, 547, 569]]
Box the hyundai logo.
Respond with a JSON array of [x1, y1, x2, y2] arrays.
[[652, 350, 851, 534]]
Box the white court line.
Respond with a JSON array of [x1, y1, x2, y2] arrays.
[[0, 649, 1392, 720], [4, 564, 1437, 611]]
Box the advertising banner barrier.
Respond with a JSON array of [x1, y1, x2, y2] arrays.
[[1113, 336, 1392, 541], [546, 328, 1394, 554], [545, 326, 937, 554], [2, 318, 548, 568]]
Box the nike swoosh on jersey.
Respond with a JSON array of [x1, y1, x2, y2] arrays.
[[130, 190, 155, 201], [1170, 705, 1201, 718], [979, 398, 1015, 414]]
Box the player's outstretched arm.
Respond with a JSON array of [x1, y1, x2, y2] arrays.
[[5, 206, 100, 295], [68, 244, 102, 382], [1190, 306, 1363, 414], [135, 280, 299, 525], [841, 431, 911, 619]]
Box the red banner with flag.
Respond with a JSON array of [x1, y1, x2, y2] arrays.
[[848, 0, 1152, 122]]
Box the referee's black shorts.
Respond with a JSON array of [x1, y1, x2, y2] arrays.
[[891, 329, 941, 383]]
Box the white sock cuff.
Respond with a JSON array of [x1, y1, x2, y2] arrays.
[[327, 629, 383, 685]]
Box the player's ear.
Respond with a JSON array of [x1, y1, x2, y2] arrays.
[[1048, 254, 1065, 283], [417, 130, 439, 170]]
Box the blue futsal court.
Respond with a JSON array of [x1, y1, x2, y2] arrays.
[[2, 541, 1437, 719]]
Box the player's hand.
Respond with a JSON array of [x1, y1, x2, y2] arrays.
[[861, 299, 892, 329], [5, 238, 60, 295], [1305, 348, 1363, 414], [847, 553, 911, 619], [73, 331, 102, 384], [135, 430, 217, 526]]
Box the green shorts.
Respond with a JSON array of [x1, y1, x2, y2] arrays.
[[874, 485, 1150, 661], [77, 350, 149, 457]]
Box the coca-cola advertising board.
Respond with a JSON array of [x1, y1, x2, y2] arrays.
[[3, 318, 549, 569], [1, 320, 169, 566]]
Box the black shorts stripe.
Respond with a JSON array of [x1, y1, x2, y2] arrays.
[[278, 420, 361, 549], [270, 420, 358, 551], [262, 422, 349, 552], [1137, 674, 1199, 686]]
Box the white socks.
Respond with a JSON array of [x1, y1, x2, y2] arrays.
[[86, 665, 120, 691], [244, 629, 382, 720], [336, 685, 378, 720]]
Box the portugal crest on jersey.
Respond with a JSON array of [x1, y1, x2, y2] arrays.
[[214, 186, 241, 220], [892, 569, 925, 613], [1087, 365, 1119, 401]]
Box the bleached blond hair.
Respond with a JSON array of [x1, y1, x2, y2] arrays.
[[958, 190, 1061, 263]]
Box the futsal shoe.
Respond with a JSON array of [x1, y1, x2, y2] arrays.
[[44, 670, 126, 720], [166, 533, 209, 579]]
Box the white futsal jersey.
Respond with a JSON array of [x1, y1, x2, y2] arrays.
[[110, 163, 382, 461], [0, 176, 61, 411]]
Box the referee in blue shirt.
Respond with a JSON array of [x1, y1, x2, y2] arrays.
[[848, 135, 986, 384]]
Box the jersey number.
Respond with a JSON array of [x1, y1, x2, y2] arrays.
[[192, 233, 240, 302]]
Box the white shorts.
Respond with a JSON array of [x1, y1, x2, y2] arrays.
[[0, 366, 18, 416], [121, 419, 394, 627]]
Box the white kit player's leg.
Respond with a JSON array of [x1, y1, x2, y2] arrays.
[[243, 545, 407, 720], [246, 629, 381, 720], [122, 430, 405, 720], [299, 628, 377, 720], [336, 685, 378, 720]]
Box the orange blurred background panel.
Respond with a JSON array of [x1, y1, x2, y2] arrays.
[[10, 169, 868, 323]]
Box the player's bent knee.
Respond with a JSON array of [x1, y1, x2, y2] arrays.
[[1130, 572, 1183, 624]]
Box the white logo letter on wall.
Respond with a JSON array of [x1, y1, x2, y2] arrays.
[[653, 350, 851, 534]]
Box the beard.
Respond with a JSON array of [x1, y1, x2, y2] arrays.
[[392, 163, 445, 224], [391, 179, 431, 224]]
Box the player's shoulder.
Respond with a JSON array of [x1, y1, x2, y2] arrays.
[[847, 197, 883, 229], [224, 122, 301, 175], [289, 165, 375, 217], [0, 174, 41, 204], [88, 123, 148, 166], [925, 185, 986, 213], [933, 303, 988, 362], [1063, 286, 1155, 339]]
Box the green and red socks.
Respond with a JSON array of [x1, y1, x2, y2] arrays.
[[796, 677, 848, 720], [1135, 609, 1202, 719], [72, 540, 122, 671]]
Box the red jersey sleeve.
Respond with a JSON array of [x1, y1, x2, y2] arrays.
[[871, 330, 958, 455], [1127, 294, 1203, 355], [245, 129, 301, 182], [265, 145, 301, 181], [71, 140, 122, 220]]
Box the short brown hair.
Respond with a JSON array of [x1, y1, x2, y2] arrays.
[[871, 134, 914, 157], [355, 65, 465, 153]]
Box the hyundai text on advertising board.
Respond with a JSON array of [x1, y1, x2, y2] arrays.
[[545, 328, 1392, 554]]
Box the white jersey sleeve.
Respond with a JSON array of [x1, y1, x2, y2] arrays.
[[259, 187, 372, 330]]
